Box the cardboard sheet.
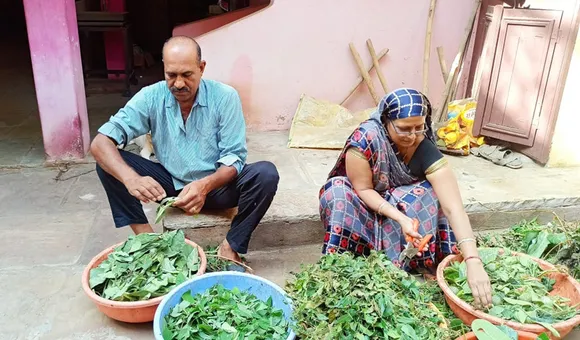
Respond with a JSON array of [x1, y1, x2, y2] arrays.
[[287, 94, 374, 149]]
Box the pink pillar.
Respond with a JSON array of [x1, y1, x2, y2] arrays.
[[102, 0, 126, 79], [23, 0, 90, 161]]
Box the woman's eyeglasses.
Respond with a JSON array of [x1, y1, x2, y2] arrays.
[[390, 121, 427, 136]]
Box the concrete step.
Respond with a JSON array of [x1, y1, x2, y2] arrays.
[[163, 197, 580, 251], [163, 131, 580, 251], [163, 191, 323, 251]]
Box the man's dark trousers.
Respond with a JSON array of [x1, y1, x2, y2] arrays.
[[96, 150, 280, 253]]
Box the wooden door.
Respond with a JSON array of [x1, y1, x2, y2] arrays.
[[473, 6, 563, 150], [469, 6, 496, 97]]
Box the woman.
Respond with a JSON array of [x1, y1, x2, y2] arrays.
[[319, 88, 492, 307]]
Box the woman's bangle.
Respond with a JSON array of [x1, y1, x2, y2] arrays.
[[377, 202, 387, 216], [457, 238, 476, 248], [464, 256, 481, 263]]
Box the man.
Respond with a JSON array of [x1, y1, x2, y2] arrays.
[[91, 36, 279, 263]]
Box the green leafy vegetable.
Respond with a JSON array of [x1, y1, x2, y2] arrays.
[[471, 319, 514, 340], [423, 280, 467, 339], [155, 197, 178, 224], [477, 219, 580, 280], [89, 230, 200, 301], [444, 248, 578, 338], [203, 245, 250, 273], [285, 251, 450, 340], [162, 284, 289, 340], [469, 319, 550, 340]]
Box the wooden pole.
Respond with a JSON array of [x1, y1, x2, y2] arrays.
[[341, 48, 388, 105], [436, 46, 449, 81], [422, 0, 438, 94], [366, 39, 389, 93], [349, 43, 380, 105], [433, 0, 481, 123]]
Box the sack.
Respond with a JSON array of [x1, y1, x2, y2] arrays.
[[437, 98, 484, 152]]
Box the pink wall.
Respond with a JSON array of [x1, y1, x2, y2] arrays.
[[23, 0, 89, 161], [177, 0, 478, 131]]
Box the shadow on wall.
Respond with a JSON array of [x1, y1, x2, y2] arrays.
[[173, 0, 271, 38]]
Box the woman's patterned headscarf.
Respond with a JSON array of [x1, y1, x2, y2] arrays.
[[370, 88, 436, 142]]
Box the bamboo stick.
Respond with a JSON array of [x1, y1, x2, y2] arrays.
[[436, 46, 449, 81], [436, 45, 467, 123], [422, 0, 438, 94], [349, 43, 380, 105], [433, 0, 481, 123], [341, 48, 389, 105], [366, 39, 389, 94]]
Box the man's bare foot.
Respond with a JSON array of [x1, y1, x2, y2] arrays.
[[130, 223, 155, 235], [217, 239, 243, 263]]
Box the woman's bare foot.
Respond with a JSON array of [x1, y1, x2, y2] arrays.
[[217, 239, 243, 263]]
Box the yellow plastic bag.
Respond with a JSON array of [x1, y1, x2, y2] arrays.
[[437, 98, 484, 153]]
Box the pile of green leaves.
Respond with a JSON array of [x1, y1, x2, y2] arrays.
[[162, 284, 289, 340], [477, 219, 580, 279], [204, 246, 236, 272], [285, 251, 450, 340], [423, 280, 467, 339], [89, 230, 200, 301], [444, 248, 579, 338], [202, 245, 250, 272]]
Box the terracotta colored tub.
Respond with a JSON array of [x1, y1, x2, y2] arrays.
[[81, 239, 207, 323], [436, 248, 580, 339], [455, 330, 538, 340]]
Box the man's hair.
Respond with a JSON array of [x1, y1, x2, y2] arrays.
[[162, 36, 202, 63]]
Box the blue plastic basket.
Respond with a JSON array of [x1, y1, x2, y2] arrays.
[[153, 272, 296, 340]]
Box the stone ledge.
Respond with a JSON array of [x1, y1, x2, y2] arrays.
[[464, 196, 580, 214], [163, 198, 580, 251], [163, 189, 322, 250]]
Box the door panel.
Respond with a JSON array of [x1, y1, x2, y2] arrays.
[[470, 5, 496, 97], [473, 7, 563, 147]]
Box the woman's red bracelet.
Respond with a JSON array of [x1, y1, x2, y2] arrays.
[[464, 256, 481, 263]]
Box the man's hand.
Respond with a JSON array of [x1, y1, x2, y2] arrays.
[[124, 176, 166, 203], [174, 181, 208, 215]]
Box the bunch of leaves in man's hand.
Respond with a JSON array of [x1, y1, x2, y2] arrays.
[[155, 197, 178, 224], [162, 284, 289, 340], [89, 230, 200, 301], [444, 248, 579, 338], [477, 219, 580, 279], [285, 251, 449, 340]]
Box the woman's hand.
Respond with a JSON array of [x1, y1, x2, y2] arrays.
[[398, 215, 421, 241], [466, 258, 492, 309], [397, 215, 429, 254]]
